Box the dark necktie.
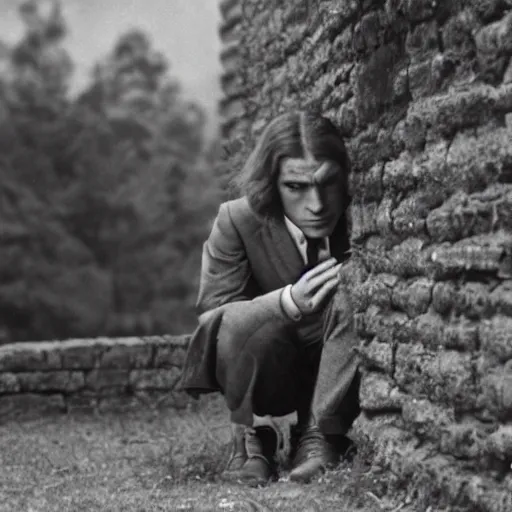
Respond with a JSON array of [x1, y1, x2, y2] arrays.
[[305, 237, 322, 269]]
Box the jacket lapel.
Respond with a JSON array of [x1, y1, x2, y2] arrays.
[[262, 217, 304, 284], [258, 213, 350, 287]]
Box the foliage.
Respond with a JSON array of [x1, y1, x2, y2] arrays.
[[0, 1, 221, 342]]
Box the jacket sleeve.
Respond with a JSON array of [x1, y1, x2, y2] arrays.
[[196, 201, 294, 325]]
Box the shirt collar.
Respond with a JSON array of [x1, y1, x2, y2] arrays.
[[284, 216, 306, 245], [283, 216, 330, 252]]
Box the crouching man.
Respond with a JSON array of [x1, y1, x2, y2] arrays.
[[179, 111, 361, 486]]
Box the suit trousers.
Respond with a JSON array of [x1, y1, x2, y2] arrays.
[[214, 287, 361, 435]]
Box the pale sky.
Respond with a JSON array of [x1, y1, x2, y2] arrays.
[[0, 0, 223, 135]]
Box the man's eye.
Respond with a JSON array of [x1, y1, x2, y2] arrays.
[[286, 183, 306, 191]]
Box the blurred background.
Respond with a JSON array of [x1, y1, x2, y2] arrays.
[[0, 0, 225, 343]]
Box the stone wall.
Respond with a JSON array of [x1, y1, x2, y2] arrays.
[[0, 335, 190, 418], [219, 0, 512, 510]]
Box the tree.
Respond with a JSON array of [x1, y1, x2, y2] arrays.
[[0, 4, 221, 343]]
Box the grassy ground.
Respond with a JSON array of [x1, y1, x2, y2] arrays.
[[0, 395, 409, 512]]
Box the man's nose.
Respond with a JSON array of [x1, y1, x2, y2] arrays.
[[307, 187, 324, 214]]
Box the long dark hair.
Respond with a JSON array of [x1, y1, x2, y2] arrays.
[[234, 111, 351, 219]]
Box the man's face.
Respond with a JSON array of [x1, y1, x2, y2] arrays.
[[277, 157, 344, 238]]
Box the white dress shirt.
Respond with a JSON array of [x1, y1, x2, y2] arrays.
[[280, 216, 331, 321]]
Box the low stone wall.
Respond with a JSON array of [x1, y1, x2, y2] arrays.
[[0, 335, 190, 417]]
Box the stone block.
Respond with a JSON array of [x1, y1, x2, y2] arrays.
[[359, 338, 394, 374], [402, 397, 455, 438], [439, 422, 488, 460], [99, 339, 153, 369], [0, 342, 62, 372], [409, 313, 445, 348], [411, 313, 480, 352], [129, 368, 181, 390], [347, 124, 380, 173], [0, 372, 20, 393], [85, 369, 130, 390], [16, 371, 84, 393], [383, 152, 414, 192], [353, 10, 383, 52], [465, 474, 512, 512], [405, 0, 436, 22], [59, 339, 104, 369], [475, 12, 512, 77], [358, 273, 396, 311], [432, 282, 457, 315], [433, 281, 495, 320], [392, 190, 441, 237], [443, 320, 480, 352], [470, 0, 510, 22], [385, 0, 435, 23], [430, 231, 512, 278], [375, 126, 398, 163], [360, 372, 403, 411], [480, 369, 512, 420], [486, 425, 512, 461], [392, 216, 427, 239], [444, 128, 512, 193], [349, 163, 384, 203], [480, 316, 512, 362], [363, 307, 411, 344], [351, 411, 416, 469], [386, 238, 433, 278], [408, 60, 435, 100], [350, 201, 379, 242], [396, 345, 476, 408], [154, 346, 186, 368], [442, 10, 480, 63], [491, 282, 512, 317], [391, 278, 433, 318], [408, 85, 497, 139], [399, 115, 429, 153], [338, 256, 369, 292], [427, 185, 512, 244], [405, 20, 439, 59]]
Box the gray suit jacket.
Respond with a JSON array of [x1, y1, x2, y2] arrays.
[[179, 196, 350, 397]]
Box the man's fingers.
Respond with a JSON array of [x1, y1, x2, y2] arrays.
[[307, 263, 342, 292], [310, 276, 339, 310], [304, 257, 337, 279]]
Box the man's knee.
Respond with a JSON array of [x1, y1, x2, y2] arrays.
[[217, 306, 292, 358]]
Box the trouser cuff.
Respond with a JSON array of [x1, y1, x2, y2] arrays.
[[318, 415, 349, 435]]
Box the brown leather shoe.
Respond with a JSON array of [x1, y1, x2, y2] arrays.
[[289, 424, 339, 483], [224, 425, 278, 487]]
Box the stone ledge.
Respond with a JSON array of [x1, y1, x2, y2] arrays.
[[0, 335, 189, 372], [0, 335, 192, 419]]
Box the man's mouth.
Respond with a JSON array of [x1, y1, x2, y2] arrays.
[[302, 216, 332, 226]]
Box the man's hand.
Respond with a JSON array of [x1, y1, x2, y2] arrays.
[[290, 258, 342, 315]]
